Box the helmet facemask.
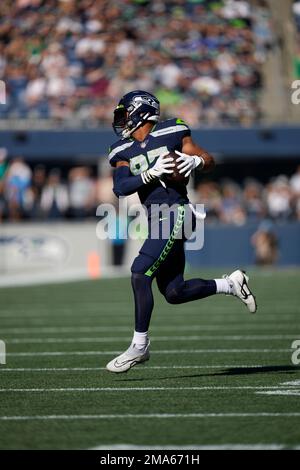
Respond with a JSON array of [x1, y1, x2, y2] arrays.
[[112, 105, 128, 137]]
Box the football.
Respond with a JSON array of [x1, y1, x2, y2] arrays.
[[163, 151, 189, 184]]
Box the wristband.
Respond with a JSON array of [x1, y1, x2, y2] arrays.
[[196, 155, 205, 170], [141, 170, 155, 184]]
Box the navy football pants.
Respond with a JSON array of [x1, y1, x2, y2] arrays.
[[131, 204, 217, 332]]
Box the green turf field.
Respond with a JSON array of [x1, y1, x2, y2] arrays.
[[0, 269, 300, 450]]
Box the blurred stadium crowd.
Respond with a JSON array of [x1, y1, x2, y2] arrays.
[[294, 0, 300, 77], [0, 0, 273, 127], [1, 149, 300, 225]]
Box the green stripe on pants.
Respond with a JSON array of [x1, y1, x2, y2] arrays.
[[145, 205, 185, 277]]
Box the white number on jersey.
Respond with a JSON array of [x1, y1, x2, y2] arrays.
[[129, 146, 168, 175]]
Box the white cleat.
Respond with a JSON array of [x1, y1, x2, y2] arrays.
[[224, 269, 257, 313], [106, 341, 150, 373]]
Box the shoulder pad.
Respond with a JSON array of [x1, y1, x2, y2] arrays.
[[108, 140, 134, 166]]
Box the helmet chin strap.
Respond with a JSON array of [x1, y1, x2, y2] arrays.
[[122, 121, 142, 139], [122, 112, 151, 139]]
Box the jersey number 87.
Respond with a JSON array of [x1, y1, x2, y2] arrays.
[[130, 146, 168, 175]]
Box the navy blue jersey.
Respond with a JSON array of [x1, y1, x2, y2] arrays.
[[108, 118, 191, 207]]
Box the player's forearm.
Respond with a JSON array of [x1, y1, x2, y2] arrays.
[[113, 166, 144, 197], [181, 135, 215, 174], [199, 150, 215, 173]]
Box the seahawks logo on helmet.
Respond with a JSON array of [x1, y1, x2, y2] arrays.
[[132, 95, 159, 109], [113, 90, 160, 139]]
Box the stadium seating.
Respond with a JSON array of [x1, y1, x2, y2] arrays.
[[0, 0, 273, 126]]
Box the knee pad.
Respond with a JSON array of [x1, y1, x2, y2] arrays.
[[131, 271, 146, 284], [131, 253, 154, 276], [131, 272, 151, 292], [165, 286, 181, 304]]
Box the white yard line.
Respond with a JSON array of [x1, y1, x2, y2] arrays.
[[1, 324, 299, 334], [6, 349, 290, 357], [281, 380, 300, 386], [0, 365, 263, 372], [0, 314, 297, 323], [4, 335, 298, 344], [0, 305, 129, 317], [1, 413, 300, 421], [0, 386, 298, 393], [256, 390, 300, 396], [90, 444, 299, 450], [256, 380, 300, 396], [0, 306, 297, 317]]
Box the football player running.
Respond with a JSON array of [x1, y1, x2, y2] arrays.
[[106, 90, 257, 373]]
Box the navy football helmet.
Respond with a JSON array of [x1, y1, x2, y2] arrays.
[[112, 90, 160, 139]]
